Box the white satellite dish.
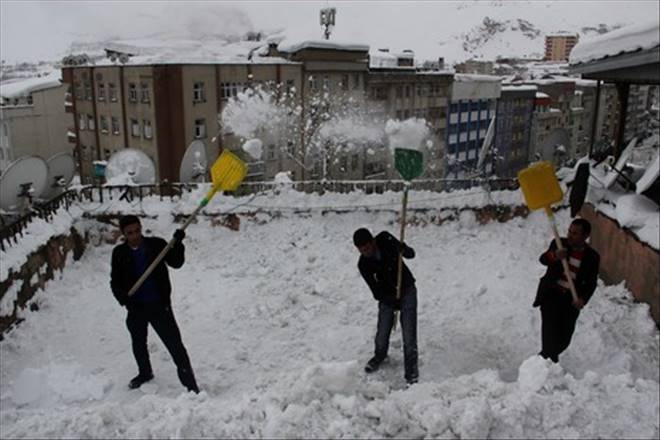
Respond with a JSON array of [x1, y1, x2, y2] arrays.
[[41, 152, 76, 200], [179, 140, 208, 183], [603, 137, 637, 189], [0, 156, 48, 212], [105, 148, 156, 184]]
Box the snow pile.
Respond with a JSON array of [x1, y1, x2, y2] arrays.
[[241, 138, 263, 160], [105, 149, 156, 185], [0, 206, 83, 281], [615, 194, 659, 229], [0, 209, 658, 438], [385, 118, 430, 153]]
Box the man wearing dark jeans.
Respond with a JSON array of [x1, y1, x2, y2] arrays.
[[111, 215, 199, 393], [533, 218, 600, 363], [353, 228, 418, 385]]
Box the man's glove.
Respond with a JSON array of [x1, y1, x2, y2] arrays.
[[173, 229, 185, 243]]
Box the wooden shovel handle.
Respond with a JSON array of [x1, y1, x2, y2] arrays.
[[545, 207, 579, 303], [394, 187, 409, 331]]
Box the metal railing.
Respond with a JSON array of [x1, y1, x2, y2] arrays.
[[0, 178, 518, 250]]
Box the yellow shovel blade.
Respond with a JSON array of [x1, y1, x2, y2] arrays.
[[518, 161, 563, 210], [210, 150, 247, 192]]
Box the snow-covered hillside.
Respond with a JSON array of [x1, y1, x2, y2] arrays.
[[0, 199, 658, 438]]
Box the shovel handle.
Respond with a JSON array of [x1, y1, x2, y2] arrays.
[[545, 207, 579, 303], [126, 202, 204, 298], [394, 187, 410, 331]]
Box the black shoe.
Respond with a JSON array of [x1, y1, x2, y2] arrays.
[[128, 373, 154, 389], [365, 356, 386, 373], [406, 375, 418, 385]]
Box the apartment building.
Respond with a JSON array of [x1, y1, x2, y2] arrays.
[[444, 74, 501, 178], [544, 33, 579, 63], [63, 37, 454, 183], [0, 71, 74, 173], [366, 49, 453, 179], [494, 85, 536, 177], [529, 91, 564, 163]]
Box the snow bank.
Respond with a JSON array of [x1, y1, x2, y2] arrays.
[[242, 138, 263, 160], [0, 206, 657, 438]]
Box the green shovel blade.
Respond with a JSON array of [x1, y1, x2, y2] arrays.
[[395, 148, 424, 181]]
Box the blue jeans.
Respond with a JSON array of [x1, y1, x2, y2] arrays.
[[374, 286, 418, 381]]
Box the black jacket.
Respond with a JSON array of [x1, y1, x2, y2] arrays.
[[110, 236, 185, 307], [534, 238, 600, 307], [358, 231, 416, 308]]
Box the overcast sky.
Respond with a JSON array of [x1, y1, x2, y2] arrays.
[[1, 1, 658, 63]]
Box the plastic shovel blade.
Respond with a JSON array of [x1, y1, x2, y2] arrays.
[[394, 148, 424, 181], [210, 150, 247, 192], [517, 161, 563, 211]]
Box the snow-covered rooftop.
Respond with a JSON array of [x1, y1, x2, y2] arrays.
[[0, 70, 62, 99], [454, 73, 502, 83], [68, 37, 296, 66], [277, 39, 369, 54], [570, 18, 660, 65], [501, 85, 538, 92]]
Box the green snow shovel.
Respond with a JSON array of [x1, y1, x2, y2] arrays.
[[127, 150, 247, 298], [394, 148, 424, 328]]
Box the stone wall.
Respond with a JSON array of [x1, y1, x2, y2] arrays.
[[580, 203, 660, 326], [0, 227, 87, 336]]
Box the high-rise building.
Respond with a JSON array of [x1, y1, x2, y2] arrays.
[[544, 34, 579, 63]]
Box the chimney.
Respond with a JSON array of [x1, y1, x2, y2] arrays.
[[438, 57, 445, 70]]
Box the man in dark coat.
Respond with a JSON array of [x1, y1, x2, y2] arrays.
[[111, 215, 199, 393], [534, 218, 600, 363], [353, 228, 418, 384]]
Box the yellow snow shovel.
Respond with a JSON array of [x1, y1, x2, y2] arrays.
[[518, 161, 578, 303], [127, 150, 247, 297]]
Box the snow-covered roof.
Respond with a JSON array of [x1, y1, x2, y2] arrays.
[[570, 18, 660, 65], [501, 85, 537, 92], [0, 70, 62, 99], [277, 39, 369, 54], [67, 37, 296, 66], [454, 73, 502, 83], [546, 31, 578, 38]]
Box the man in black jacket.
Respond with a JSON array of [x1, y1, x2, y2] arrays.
[[354, 228, 418, 384], [111, 215, 199, 393], [534, 218, 600, 363]]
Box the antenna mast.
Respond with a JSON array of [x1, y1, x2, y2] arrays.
[[320, 7, 336, 40]]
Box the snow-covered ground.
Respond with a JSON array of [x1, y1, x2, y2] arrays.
[[1, 203, 658, 438]]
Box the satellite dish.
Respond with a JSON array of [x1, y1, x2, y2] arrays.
[[602, 137, 637, 189], [636, 152, 659, 201], [105, 148, 156, 185], [179, 140, 208, 183], [41, 152, 76, 200], [0, 156, 48, 212]]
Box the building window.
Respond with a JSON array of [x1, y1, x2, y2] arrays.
[[285, 80, 295, 95], [128, 83, 138, 102], [193, 82, 205, 103], [351, 154, 359, 171], [143, 119, 153, 139], [340, 74, 349, 91], [405, 85, 411, 98], [267, 144, 276, 160], [352, 73, 361, 90], [131, 119, 140, 137], [26, 95, 33, 105], [100, 115, 108, 133], [140, 82, 150, 103], [75, 82, 83, 100], [111, 117, 120, 135], [85, 82, 92, 100], [194, 118, 206, 138], [370, 87, 387, 100], [396, 86, 403, 98], [87, 114, 95, 130], [97, 83, 105, 101], [108, 83, 117, 102], [340, 156, 348, 172], [79, 114, 86, 130], [220, 82, 242, 99]]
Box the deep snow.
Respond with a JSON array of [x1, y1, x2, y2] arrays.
[[0, 201, 658, 438]]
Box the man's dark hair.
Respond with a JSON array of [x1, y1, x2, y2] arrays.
[[353, 228, 373, 247], [571, 218, 591, 237], [119, 215, 141, 231]]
